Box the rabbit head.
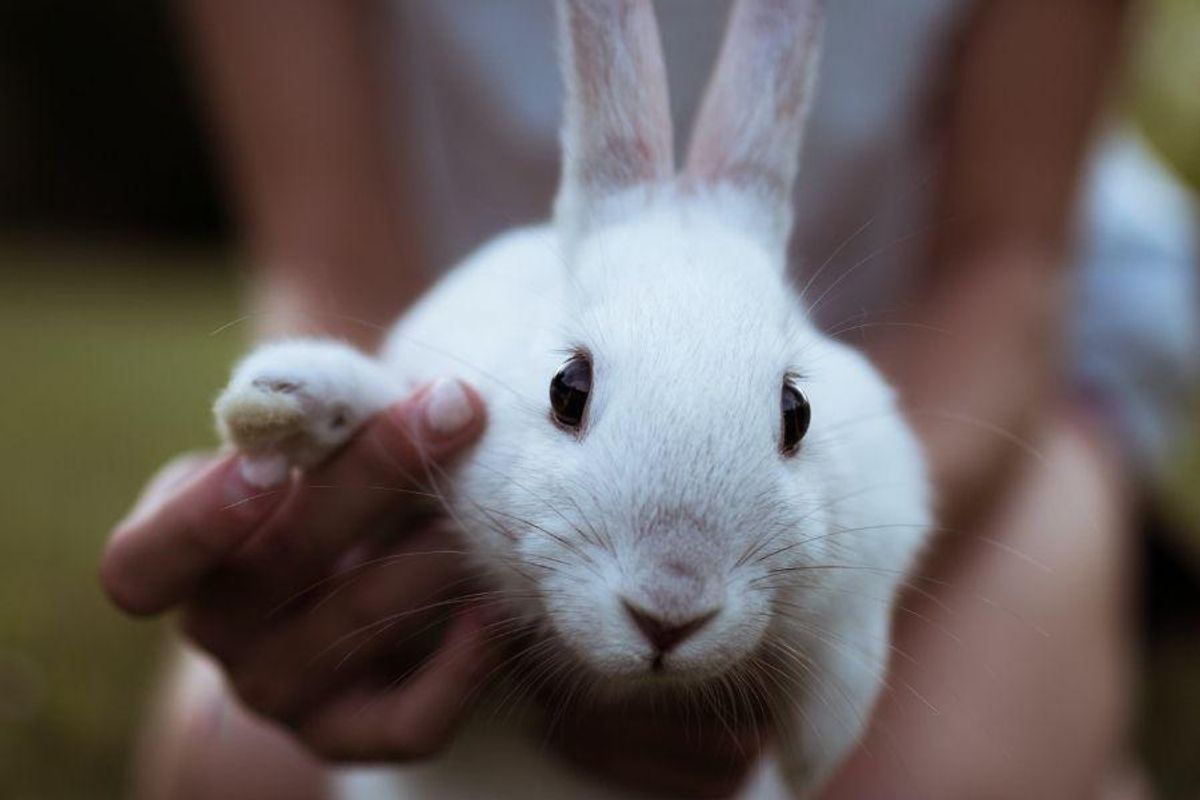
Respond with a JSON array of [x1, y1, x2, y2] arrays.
[[466, 0, 930, 689]]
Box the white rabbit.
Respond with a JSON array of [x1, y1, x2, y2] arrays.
[[214, 0, 931, 796]]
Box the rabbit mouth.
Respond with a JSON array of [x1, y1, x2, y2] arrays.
[[559, 632, 761, 692], [521, 642, 782, 724]]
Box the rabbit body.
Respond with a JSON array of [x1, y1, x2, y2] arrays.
[[214, 2, 932, 796]]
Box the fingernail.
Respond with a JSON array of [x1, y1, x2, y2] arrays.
[[217, 456, 289, 523], [422, 379, 476, 438], [239, 453, 291, 489]]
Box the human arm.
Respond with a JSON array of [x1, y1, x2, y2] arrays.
[[103, 5, 498, 797], [182, 0, 430, 346], [827, 1, 1139, 796], [867, 0, 1134, 528]]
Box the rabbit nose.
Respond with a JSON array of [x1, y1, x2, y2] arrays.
[[622, 600, 719, 654]]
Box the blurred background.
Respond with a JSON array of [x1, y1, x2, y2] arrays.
[[0, 1, 1197, 798]]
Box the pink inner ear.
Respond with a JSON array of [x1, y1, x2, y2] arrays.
[[682, 0, 824, 222], [688, 151, 791, 199], [574, 127, 671, 190], [557, 0, 674, 219]]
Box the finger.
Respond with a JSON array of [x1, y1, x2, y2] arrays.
[[101, 454, 291, 616], [103, 379, 483, 615], [295, 604, 498, 762], [232, 379, 485, 583], [121, 451, 214, 528], [218, 528, 465, 718]]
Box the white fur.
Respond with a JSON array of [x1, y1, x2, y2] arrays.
[[215, 339, 402, 485], [214, 1, 930, 796]]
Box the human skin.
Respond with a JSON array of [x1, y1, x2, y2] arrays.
[[100, 0, 1138, 796]]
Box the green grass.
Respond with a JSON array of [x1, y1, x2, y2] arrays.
[[0, 251, 244, 798]]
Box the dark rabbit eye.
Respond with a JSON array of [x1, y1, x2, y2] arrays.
[[550, 355, 592, 430], [781, 382, 811, 455]]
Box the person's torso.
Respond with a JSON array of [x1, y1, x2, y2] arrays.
[[385, 0, 972, 325]]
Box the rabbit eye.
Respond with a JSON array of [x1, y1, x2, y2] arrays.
[[781, 382, 811, 455], [550, 355, 592, 430]]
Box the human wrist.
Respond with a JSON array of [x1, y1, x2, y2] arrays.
[[248, 267, 427, 351]]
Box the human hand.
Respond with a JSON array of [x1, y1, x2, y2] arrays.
[[101, 380, 501, 761], [103, 376, 766, 791]]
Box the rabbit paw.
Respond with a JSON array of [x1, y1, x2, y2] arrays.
[[214, 339, 401, 485]]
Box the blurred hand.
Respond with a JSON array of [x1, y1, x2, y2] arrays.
[[101, 380, 501, 761], [102, 377, 764, 793]]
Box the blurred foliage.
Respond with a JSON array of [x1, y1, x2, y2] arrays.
[[1131, 0, 1200, 192], [1132, 4, 1200, 795], [0, 252, 242, 798]]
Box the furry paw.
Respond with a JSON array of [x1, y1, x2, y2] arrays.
[[214, 339, 400, 485]]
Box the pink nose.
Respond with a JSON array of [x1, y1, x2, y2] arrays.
[[622, 600, 719, 654]]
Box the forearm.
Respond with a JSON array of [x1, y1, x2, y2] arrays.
[[182, 0, 428, 348], [825, 412, 1135, 799], [872, 0, 1132, 527], [870, 248, 1066, 528]]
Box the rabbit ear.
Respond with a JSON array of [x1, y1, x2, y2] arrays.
[[683, 0, 824, 246], [554, 0, 674, 238]]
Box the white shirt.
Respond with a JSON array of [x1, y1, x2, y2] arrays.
[[386, 0, 969, 326]]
